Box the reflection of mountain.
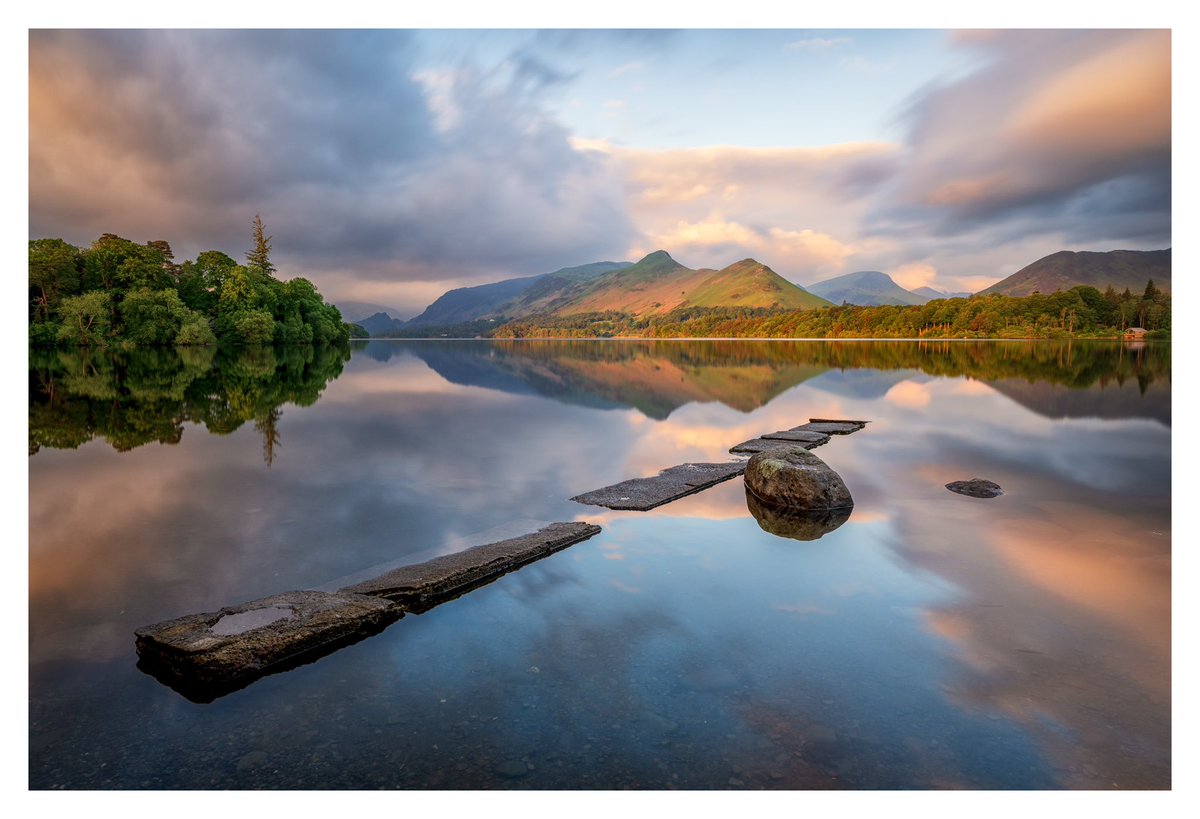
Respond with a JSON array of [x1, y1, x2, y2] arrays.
[[407, 340, 829, 419], [400, 339, 1170, 423], [806, 369, 921, 400], [989, 378, 1171, 426]]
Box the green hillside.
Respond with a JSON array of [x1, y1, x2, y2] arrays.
[[684, 259, 831, 310]]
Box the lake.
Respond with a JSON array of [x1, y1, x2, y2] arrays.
[[28, 339, 1171, 789]]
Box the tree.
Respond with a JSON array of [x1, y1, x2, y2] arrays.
[[29, 238, 82, 323], [57, 291, 113, 346], [246, 215, 275, 278]]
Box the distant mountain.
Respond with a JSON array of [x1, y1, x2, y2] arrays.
[[406, 262, 631, 328], [806, 270, 928, 306], [335, 301, 405, 323], [355, 312, 407, 336], [977, 249, 1171, 297], [548, 251, 830, 316], [911, 286, 970, 301]]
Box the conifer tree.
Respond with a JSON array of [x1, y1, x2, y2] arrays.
[[246, 214, 275, 278]]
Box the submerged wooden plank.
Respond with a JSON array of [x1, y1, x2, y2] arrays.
[[571, 461, 747, 511], [340, 521, 602, 611]]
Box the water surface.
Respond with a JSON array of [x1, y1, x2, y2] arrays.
[[28, 340, 1171, 789]]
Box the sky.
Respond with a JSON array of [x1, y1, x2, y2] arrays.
[[28, 27, 1172, 318]]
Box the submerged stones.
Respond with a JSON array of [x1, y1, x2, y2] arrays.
[[571, 461, 747, 511], [945, 478, 1003, 499], [744, 447, 854, 513]]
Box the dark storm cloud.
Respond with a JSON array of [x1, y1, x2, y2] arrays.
[[869, 29, 1171, 248], [29, 29, 635, 285]]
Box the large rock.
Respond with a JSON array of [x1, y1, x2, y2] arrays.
[[743, 447, 854, 512]]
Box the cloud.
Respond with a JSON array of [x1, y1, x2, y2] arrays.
[[29, 30, 636, 305], [874, 30, 1170, 248], [586, 142, 900, 283], [891, 262, 938, 290]]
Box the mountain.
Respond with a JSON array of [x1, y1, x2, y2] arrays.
[[354, 312, 407, 336], [336, 301, 405, 324], [548, 251, 830, 316], [977, 249, 1171, 297], [912, 286, 970, 301], [405, 261, 630, 327], [806, 270, 928, 306]]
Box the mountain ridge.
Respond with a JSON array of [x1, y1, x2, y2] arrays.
[[978, 249, 1171, 297]]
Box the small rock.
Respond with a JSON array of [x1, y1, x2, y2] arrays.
[[945, 478, 1003, 498]]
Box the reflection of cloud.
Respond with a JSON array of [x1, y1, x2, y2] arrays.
[[774, 602, 835, 616], [891, 467, 1171, 787], [885, 381, 931, 408], [785, 37, 851, 52]]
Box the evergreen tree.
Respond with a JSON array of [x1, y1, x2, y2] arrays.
[[246, 215, 276, 278]]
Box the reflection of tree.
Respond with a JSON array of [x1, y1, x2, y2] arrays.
[[29, 344, 349, 464], [255, 407, 282, 468]]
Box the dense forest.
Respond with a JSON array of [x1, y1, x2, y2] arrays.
[[481, 282, 1170, 340], [29, 217, 352, 347]]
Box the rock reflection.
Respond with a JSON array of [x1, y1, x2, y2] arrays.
[[745, 489, 852, 542]]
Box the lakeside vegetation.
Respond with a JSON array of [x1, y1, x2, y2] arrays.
[[487, 283, 1169, 340], [29, 217, 352, 348]]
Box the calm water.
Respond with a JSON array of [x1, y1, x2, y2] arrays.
[[28, 339, 1171, 789]]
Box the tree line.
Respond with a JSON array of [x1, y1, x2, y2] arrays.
[[29, 216, 352, 347], [487, 282, 1170, 340]]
